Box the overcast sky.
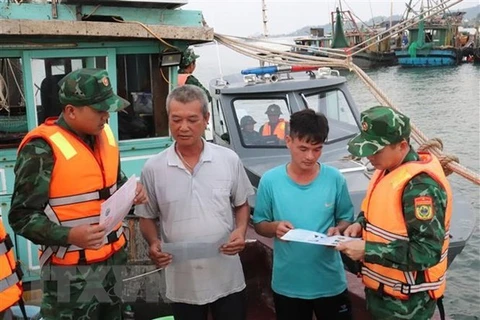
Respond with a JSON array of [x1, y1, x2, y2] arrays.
[[183, 0, 479, 36]]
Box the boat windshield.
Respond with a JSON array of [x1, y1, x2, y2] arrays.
[[233, 98, 290, 147], [232, 89, 358, 148], [302, 89, 358, 143]]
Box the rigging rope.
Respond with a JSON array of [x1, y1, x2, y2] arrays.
[[0, 73, 8, 111], [213, 33, 480, 186]]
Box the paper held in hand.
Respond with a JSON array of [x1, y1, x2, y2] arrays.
[[162, 235, 230, 264], [100, 175, 136, 234], [280, 228, 355, 246]]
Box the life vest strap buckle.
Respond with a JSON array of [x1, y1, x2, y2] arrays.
[[107, 230, 119, 243], [0, 234, 14, 255], [78, 250, 87, 265], [14, 262, 24, 281], [375, 283, 386, 297], [98, 187, 112, 200], [400, 283, 411, 295]]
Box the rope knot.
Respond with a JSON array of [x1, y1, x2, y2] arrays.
[[418, 138, 443, 152], [438, 154, 460, 176]]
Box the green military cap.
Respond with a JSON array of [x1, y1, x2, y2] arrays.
[[348, 106, 411, 157], [265, 104, 282, 115], [58, 68, 130, 112], [179, 48, 200, 69]]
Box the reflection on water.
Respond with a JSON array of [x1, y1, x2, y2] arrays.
[[194, 43, 480, 319]]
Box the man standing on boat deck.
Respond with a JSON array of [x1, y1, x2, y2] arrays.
[[8, 68, 148, 320], [240, 115, 262, 145], [177, 48, 212, 103], [259, 104, 288, 141], [135, 84, 254, 320], [253, 109, 354, 320], [336, 106, 451, 320]]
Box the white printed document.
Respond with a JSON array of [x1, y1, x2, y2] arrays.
[[280, 228, 355, 246], [162, 236, 229, 263], [100, 175, 136, 234]]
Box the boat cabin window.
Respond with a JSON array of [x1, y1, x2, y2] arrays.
[[232, 98, 290, 147], [116, 54, 159, 141], [32, 57, 106, 126], [0, 58, 27, 149], [425, 30, 433, 43], [22, 54, 168, 143], [303, 89, 357, 143], [424, 29, 442, 44]]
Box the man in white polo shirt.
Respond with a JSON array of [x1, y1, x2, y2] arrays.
[[135, 85, 254, 320]]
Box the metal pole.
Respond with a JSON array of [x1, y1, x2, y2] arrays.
[[262, 0, 269, 38]]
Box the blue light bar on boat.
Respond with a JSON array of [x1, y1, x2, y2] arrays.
[[241, 66, 287, 75], [240, 65, 317, 75]]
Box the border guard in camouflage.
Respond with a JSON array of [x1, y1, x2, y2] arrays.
[[336, 106, 452, 320], [8, 68, 148, 320], [177, 48, 212, 102]]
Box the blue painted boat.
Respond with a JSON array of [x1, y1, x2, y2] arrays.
[[395, 48, 461, 66], [395, 11, 465, 67]]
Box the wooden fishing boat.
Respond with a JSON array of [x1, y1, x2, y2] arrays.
[[394, 1, 465, 67], [330, 8, 398, 69], [290, 28, 332, 58]]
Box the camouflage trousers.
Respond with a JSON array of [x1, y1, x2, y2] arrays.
[[40, 248, 127, 320], [365, 288, 437, 320]]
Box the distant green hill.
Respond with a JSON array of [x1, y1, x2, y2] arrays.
[[275, 14, 402, 37], [275, 4, 479, 37], [460, 4, 479, 20]]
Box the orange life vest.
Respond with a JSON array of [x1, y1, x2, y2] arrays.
[[0, 221, 23, 312], [361, 152, 452, 300], [261, 120, 286, 139], [178, 73, 191, 86], [18, 119, 126, 267]]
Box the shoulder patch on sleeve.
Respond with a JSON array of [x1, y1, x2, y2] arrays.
[[414, 196, 434, 220]]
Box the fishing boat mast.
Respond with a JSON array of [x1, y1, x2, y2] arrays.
[[262, 0, 269, 38]]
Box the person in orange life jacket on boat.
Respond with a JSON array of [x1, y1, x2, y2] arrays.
[[336, 106, 451, 320], [8, 68, 148, 320], [0, 220, 29, 320], [177, 48, 212, 102], [259, 104, 289, 140]]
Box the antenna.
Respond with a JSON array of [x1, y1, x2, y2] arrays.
[[369, 0, 375, 26], [213, 39, 226, 85], [262, 0, 269, 38]]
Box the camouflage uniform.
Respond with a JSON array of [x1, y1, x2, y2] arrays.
[[348, 106, 447, 320], [183, 75, 212, 102], [241, 130, 262, 145], [240, 115, 262, 144], [8, 69, 129, 320], [178, 48, 212, 102]]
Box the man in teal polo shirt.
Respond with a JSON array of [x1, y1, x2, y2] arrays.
[[253, 109, 354, 320]]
